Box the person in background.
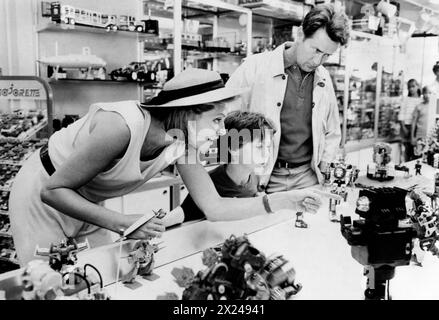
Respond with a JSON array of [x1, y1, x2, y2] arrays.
[[399, 79, 421, 162], [411, 86, 432, 154], [430, 61, 439, 96], [163, 111, 336, 226], [226, 4, 350, 193]]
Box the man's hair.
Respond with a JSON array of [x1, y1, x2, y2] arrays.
[[302, 4, 350, 46], [433, 61, 439, 74]]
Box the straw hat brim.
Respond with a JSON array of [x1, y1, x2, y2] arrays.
[[146, 86, 250, 107]]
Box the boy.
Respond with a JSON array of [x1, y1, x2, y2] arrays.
[[412, 86, 431, 152]]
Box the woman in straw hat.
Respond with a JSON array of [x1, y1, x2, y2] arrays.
[[9, 68, 337, 265]]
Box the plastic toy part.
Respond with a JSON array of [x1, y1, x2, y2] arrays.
[[181, 235, 302, 300], [295, 212, 308, 228]]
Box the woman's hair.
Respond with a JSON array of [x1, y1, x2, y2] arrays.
[[407, 79, 421, 97], [302, 4, 350, 46], [433, 61, 439, 74], [142, 104, 214, 141]]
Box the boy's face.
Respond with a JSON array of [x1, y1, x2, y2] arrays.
[[235, 135, 273, 175]]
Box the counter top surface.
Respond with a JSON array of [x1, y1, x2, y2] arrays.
[[105, 161, 439, 300]]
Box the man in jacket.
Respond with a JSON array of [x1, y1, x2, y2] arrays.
[[226, 4, 350, 192]]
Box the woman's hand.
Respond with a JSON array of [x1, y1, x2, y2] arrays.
[[269, 188, 342, 214], [123, 215, 165, 240]]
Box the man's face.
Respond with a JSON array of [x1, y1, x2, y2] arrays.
[[296, 27, 340, 72]]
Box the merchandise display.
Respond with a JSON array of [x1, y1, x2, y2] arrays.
[[366, 142, 409, 181], [0, 138, 47, 164], [21, 238, 109, 300], [180, 235, 302, 300], [44, 1, 157, 34], [0, 110, 46, 140]]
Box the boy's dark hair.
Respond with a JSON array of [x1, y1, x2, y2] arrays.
[[302, 4, 350, 46], [218, 111, 276, 163], [433, 61, 439, 74], [224, 111, 276, 150]]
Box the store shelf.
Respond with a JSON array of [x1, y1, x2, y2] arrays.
[[48, 78, 163, 90], [36, 22, 157, 41]]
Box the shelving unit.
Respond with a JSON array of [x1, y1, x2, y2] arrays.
[[0, 75, 53, 273], [333, 31, 405, 153]]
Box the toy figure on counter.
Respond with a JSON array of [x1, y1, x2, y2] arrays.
[[180, 235, 302, 300], [323, 155, 359, 222], [415, 160, 422, 175], [408, 191, 439, 265], [367, 142, 410, 181], [20, 238, 108, 300], [34, 238, 89, 272], [123, 240, 162, 284], [295, 212, 308, 228]]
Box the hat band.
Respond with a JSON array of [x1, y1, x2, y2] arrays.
[[145, 79, 225, 106]]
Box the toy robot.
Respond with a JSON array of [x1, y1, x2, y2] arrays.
[[22, 255, 107, 300], [34, 238, 89, 272], [182, 235, 302, 300], [367, 142, 409, 181], [408, 191, 439, 265], [124, 240, 160, 283], [415, 160, 422, 175], [324, 156, 359, 222]]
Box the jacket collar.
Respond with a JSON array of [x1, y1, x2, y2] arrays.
[[269, 41, 328, 87]]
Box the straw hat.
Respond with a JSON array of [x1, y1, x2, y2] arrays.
[[143, 68, 248, 107]]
